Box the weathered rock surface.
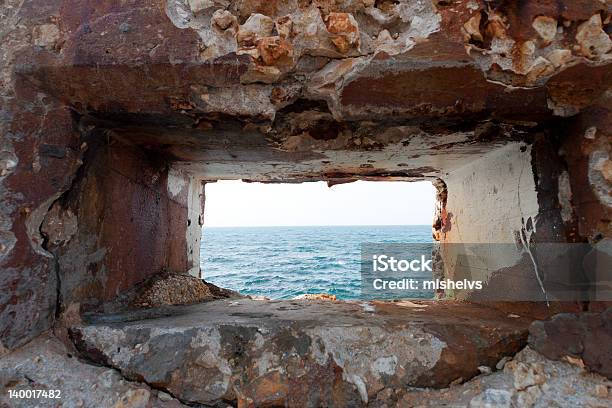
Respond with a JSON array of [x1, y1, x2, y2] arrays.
[[0, 334, 187, 408], [2, 0, 610, 351], [0, 1, 610, 405], [70, 299, 531, 406], [397, 346, 612, 408], [529, 308, 612, 379]]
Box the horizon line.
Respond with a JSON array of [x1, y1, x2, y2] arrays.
[[203, 224, 432, 228]]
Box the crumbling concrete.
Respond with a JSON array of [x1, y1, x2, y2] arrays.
[[397, 346, 612, 408], [529, 308, 612, 379], [0, 0, 610, 405], [0, 334, 187, 407], [38, 140, 205, 319], [70, 299, 531, 406]]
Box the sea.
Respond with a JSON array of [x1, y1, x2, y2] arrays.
[[200, 225, 433, 300]]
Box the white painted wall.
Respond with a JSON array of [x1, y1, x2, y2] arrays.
[[440, 143, 541, 298], [168, 167, 204, 277]]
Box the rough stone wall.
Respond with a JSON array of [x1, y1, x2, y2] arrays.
[[1, 0, 205, 348], [41, 139, 202, 315], [0, 0, 85, 350], [0, 2, 611, 405], [560, 109, 612, 243], [558, 108, 612, 310], [1, 0, 611, 351]]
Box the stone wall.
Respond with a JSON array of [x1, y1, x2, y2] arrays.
[[41, 138, 203, 315], [561, 110, 612, 242], [0, 1, 611, 405], [438, 124, 611, 302], [442, 143, 539, 245], [1, 0, 610, 352], [438, 143, 541, 300], [1, 126, 202, 349], [559, 109, 612, 310], [1, 64, 84, 350]]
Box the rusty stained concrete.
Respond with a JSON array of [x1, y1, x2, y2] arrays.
[[70, 298, 533, 406], [0, 1, 611, 406], [39, 141, 205, 314], [0, 0, 610, 387]]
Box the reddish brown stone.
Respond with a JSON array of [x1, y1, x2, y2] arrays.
[[1, 0, 610, 366], [0, 80, 83, 348], [529, 309, 612, 379], [477, 0, 607, 41], [340, 64, 550, 122], [257, 36, 294, 67], [47, 140, 195, 309]]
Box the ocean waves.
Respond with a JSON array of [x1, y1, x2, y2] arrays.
[[201, 225, 432, 300]]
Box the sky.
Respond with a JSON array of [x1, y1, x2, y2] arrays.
[[203, 180, 436, 227]]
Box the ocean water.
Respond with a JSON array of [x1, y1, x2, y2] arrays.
[[200, 225, 433, 300]]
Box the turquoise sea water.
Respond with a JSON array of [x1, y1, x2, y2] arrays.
[[200, 225, 432, 300]]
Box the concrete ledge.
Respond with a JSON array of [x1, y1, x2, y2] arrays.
[[70, 299, 531, 406]]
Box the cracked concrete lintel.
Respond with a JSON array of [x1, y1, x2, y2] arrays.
[[18, 0, 610, 127], [160, 0, 612, 92], [165, 0, 441, 63]]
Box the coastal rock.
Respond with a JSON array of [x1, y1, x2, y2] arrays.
[[69, 299, 530, 406], [293, 293, 337, 301]]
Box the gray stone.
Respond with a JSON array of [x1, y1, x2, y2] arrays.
[[400, 346, 612, 408], [70, 299, 530, 406], [469, 389, 512, 408], [0, 334, 186, 408]]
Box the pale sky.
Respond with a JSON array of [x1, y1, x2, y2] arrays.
[[203, 180, 435, 227]]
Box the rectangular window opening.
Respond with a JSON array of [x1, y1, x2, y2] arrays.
[[200, 180, 437, 300]]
